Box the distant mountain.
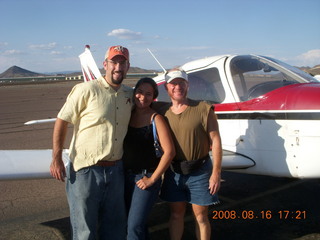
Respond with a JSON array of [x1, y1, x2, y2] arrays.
[[0, 66, 159, 79], [1, 63, 319, 79], [66, 66, 159, 77], [0, 66, 45, 78], [128, 67, 158, 73], [303, 65, 320, 76]]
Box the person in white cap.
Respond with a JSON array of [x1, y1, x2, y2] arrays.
[[158, 68, 222, 240], [50, 45, 133, 239]]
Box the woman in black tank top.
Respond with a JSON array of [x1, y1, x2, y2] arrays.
[[122, 78, 175, 240]]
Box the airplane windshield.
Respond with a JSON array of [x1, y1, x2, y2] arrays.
[[230, 56, 313, 101], [262, 56, 318, 83], [157, 68, 225, 104]]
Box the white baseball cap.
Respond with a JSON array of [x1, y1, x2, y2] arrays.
[[165, 70, 188, 83]]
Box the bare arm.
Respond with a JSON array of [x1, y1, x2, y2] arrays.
[[207, 109, 222, 195], [136, 114, 175, 189], [50, 118, 69, 182]]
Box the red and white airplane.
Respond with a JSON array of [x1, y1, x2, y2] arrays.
[[0, 47, 319, 179], [154, 54, 320, 178]]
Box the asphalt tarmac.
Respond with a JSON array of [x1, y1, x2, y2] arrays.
[[0, 81, 319, 239], [0, 172, 319, 239]]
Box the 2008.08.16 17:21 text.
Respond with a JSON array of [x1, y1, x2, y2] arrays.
[[212, 210, 306, 220]]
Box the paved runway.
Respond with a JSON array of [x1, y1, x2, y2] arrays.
[[1, 172, 319, 240], [0, 81, 319, 239]]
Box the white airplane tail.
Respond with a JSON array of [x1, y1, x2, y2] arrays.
[[79, 45, 102, 81]]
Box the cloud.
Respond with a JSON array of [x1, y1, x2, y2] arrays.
[[50, 51, 62, 55], [0, 42, 8, 48], [3, 49, 22, 55], [181, 46, 212, 51], [108, 29, 142, 40], [295, 49, 320, 67], [29, 42, 58, 50], [153, 35, 169, 40]]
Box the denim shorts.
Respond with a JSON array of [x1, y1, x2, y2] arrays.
[[160, 158, 219, 206]]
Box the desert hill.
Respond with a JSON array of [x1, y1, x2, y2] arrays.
[[0, 66, 158, 79], [299, 65, 320, 76], [1, 63, 320, 79], [65, 66, 157, 77], [0, 66, 46, 78]]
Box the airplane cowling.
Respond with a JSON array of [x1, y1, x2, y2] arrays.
[[225, 83, 320, 111], [282, 83, 320, 110]]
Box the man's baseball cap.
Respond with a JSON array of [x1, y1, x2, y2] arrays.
[[166, 70, 188, 83], [105, 45, 129, 61]]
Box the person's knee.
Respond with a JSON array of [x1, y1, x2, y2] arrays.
[[194, 212, 209, 225], [170, 202, 186, 220], [170, 210, 185, 221], [192, 205, 209, 225]]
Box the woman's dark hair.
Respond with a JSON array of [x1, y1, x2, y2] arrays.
[[134, 77, 159, 99]]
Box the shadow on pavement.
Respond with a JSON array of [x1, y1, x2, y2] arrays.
[[40, 172, 320, 239]]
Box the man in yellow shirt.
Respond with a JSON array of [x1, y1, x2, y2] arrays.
[[50, 45, 133, 240]]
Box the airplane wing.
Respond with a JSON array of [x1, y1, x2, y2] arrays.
[[24, 119, 56, 125], [79, 45, 102, 81], [0, 150, 69, 180], [0, 149, 255, 180]]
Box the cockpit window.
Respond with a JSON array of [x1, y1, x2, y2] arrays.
[[263, 56, 317, 82], [230, 56, 302, 101], [188, 68, 225, 103], [157, 68, 225, 104]]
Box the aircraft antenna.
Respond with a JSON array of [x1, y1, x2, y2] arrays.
[[147, 48, 167, 74]]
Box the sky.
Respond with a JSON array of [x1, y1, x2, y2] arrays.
[[0, 0, 319, 73]]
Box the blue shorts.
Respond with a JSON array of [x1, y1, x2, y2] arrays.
[[160, 158, 219, 206]]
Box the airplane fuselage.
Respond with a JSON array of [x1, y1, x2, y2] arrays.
[[155, 54, 320, 178]]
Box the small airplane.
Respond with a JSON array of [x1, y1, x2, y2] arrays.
[[0, 47, 319, 180], [153, 54, 320, 178]]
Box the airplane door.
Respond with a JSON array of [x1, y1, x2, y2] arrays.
[[217, 118, 242, 148], [216, 56, 244, 149]]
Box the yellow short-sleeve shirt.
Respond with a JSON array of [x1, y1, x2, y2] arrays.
[[58, 76, 133, 171]]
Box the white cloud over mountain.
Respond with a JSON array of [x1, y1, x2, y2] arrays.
[[295, 49, 320, 67]]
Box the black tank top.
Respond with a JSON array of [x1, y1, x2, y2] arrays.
[[122, 124, 159, 170]]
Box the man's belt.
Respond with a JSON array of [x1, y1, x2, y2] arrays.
[[95, 159, 121, 167]]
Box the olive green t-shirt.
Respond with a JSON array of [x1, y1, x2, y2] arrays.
[[159, 99, 212, 161]]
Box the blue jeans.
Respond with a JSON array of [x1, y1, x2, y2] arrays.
[[66, 161, 126, 240], [124, 171, 162, 240]]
